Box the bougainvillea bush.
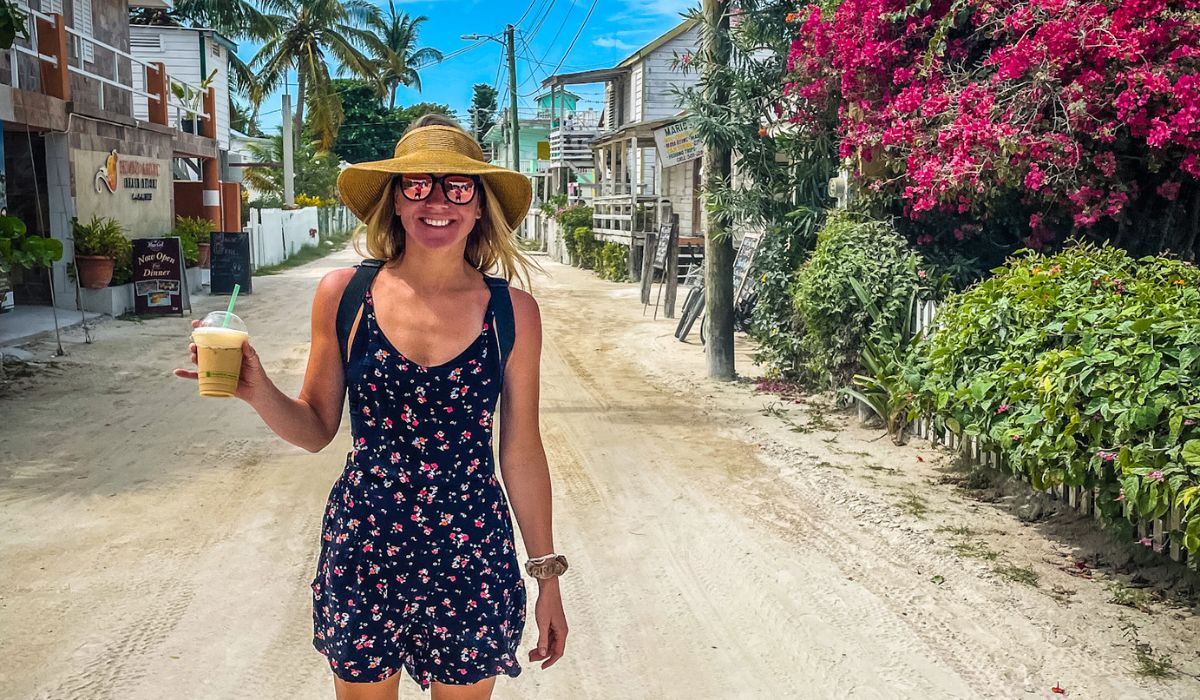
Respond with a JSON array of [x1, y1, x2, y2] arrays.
[[785, 0, 1200, 282], [905, 243, 1200, 559]]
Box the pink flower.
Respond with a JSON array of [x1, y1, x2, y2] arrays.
[[997, 404, 1009, 414], [1147, 470, 1164, 481], [1139, 537, 1154, 547], [1116, 491, 1126, 501], [1097, 450, 1116, 462]]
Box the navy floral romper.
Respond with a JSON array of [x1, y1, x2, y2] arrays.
[[311, 279, 526, 688]]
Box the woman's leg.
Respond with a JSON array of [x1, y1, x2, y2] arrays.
[[429, 677, 497, 700], [333, 672, 403, 700]]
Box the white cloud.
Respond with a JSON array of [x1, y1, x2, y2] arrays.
[[593, 36, 637, 51]]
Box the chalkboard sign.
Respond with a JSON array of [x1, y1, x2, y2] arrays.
[[210, 231, 252, 296], [732, 232, 763, 303], [132, 237, 186, 315], [652, 221, 674, 271]]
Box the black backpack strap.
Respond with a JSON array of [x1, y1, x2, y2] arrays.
[[484, 275, 516, 375], [336, 259, 385, 366]]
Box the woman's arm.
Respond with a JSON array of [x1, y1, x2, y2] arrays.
[[176, 268, 353, 453], [497, 288, 568, 669]]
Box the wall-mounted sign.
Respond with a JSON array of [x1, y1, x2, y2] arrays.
[[94, 150, 160, 202], [653, 120, 703, 169], [132, 237, 188, 315]]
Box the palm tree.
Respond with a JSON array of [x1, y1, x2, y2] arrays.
[[365, 3, 443, 109], [252, 0, 383, 150]]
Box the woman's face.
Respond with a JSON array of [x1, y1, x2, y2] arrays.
[[394, 173, 482, 252]]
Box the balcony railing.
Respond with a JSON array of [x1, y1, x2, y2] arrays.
[[549, 127, 599, 167], [3, 9, 212, 131]]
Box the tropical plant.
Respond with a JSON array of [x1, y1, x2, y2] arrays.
[[841, 277, 921, 444], [252, 0, 384, 149], [71, 216, 129, 259], [363, 3, 442, 109], [569, 226, 601, 269], [244, 129, 342, 201], [906, 243, 1200, 560], [0, 0, 30, 50], [173, 216, 214, 267], [790, 210, 921, 388], [0, 215, 63, 271]]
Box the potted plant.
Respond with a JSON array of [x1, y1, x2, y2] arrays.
[[172, 69, 217, 134], [0, 214, 63, 311], [173, 215, 214, 268], [71, 215, 130, 289]]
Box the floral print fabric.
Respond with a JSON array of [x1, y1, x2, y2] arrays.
[[311, 285, 525, 688]]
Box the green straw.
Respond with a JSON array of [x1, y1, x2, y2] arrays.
[[222, 283, 241, 327]]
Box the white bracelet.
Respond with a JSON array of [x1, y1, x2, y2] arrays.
[[527, 553, 559, 564]]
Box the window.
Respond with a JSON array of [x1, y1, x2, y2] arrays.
[[72, 0, 94, 63]]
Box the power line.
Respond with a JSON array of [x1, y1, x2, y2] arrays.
[[521, 0, 600, 97]]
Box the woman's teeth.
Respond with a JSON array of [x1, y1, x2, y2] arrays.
[[421, 218, 451, 228]]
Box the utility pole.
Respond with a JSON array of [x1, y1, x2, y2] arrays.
[[281, 93, 295, 206], [702, 0, 734, 380], [506, 24, 520, 174]]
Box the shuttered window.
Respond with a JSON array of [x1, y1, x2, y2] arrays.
[[72, 0, 94, 63]]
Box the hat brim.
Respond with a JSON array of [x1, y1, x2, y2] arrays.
[[337, 152, 532, 231]]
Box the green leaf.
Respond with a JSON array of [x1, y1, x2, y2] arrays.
[[1182, 440, 1200, 466], [945, 417, 961, 434]]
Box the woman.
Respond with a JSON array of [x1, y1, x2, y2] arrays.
[[176, 115, 568, 699]]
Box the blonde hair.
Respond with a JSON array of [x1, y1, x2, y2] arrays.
[[352, 114, 541, 289]]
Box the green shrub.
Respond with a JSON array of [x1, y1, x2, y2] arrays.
[[790, 210, 920, 387], [172, 216, 213, 268], [906, 242, 1200, 559], [555, 204, 592, 232], [570, 226, 601, 269], [594, 242, 629, 282], [540, 194, 567, 218]]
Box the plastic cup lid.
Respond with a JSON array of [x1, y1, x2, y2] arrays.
[[198, 311, 247, 333]]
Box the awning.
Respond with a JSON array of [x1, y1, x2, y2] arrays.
[[590, 114, 686, 149], [541, 67, 630, 89]]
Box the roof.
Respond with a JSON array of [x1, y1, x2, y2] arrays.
[[591, 113, 688, 148], [534, 88, 582, 102], [129, 23, 239, 53], [539, 19, 699, 90], [616, 19, 699, 69]]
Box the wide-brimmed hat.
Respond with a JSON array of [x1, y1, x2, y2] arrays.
[[336, 125, 532, 229]]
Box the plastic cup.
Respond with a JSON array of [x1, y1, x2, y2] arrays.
[[192, 311, 248, 398]]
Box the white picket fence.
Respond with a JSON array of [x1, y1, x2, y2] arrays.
[[858, 299, 1192, 568], [244, 206, 355, 269]]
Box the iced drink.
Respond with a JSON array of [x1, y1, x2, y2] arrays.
[[193, 312, 248, 398]]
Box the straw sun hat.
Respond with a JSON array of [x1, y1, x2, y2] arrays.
[[336, 125, 532, 230]]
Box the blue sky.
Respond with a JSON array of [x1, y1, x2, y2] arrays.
[[241, 0, 697, 132]]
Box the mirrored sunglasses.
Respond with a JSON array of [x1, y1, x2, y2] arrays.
[[399, 174, 480, 205]]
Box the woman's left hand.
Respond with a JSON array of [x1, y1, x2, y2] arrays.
[[529, 579, 568, 669]]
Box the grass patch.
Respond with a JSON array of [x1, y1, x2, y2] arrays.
[[1108, 582, 1155, 613], [517, 237, 542, 252], [255, 229, 354, 275], [1121, 621, 1176, 679], [936, 525, 978, 537], [899, 489, 928, 519], [950, 540, 1001, 561], [993, 563, 1039, 587]]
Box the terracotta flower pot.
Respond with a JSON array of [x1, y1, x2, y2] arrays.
[[197, 241, 211, 269], [76, 255, 115, 289]]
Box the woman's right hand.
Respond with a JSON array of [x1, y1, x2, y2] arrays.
[[174, 319, 271, 404]]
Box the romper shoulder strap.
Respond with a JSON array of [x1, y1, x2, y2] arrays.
[[483, 275, 516, 375], [336, 258, 385, 366]]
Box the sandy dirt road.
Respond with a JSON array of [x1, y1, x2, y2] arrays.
[[1, 247, 1197, 699]]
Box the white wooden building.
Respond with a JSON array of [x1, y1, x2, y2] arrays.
[[129, 25, 233, 155], [541, 20, 703, 250]]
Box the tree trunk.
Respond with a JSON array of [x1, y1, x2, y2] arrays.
[[390, 84, 397, 110], [702, 0, 735, 381], [293, 68, 307, 145]]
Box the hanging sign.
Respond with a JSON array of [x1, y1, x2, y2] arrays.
[[132, 237, 187, 315], [653, 119, 703, 168]]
